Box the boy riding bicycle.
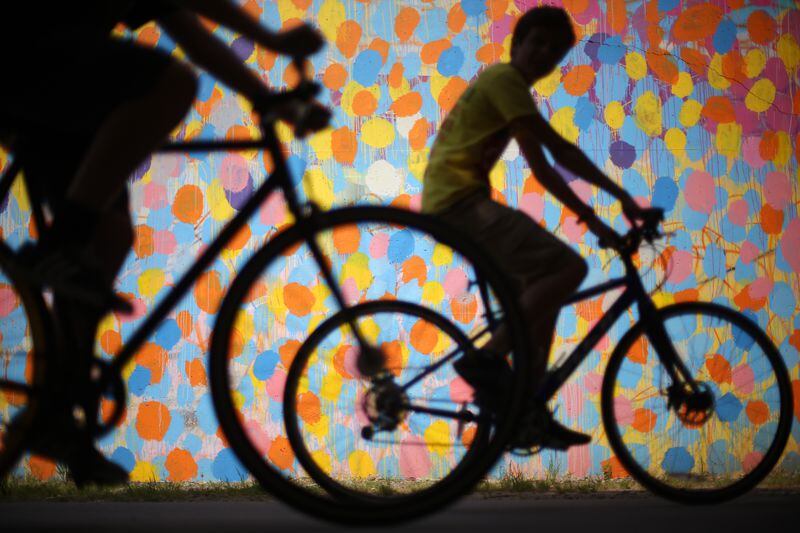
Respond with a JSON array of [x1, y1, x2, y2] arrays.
[[422, 7, 647, 450], [0, 0, 326, 485]]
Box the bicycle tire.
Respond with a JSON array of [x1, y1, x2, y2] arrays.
[[209, 206, 529, 524], [601, 302, 793, 503], [0, 250, 50, 482], [284, 300, 491, 503]]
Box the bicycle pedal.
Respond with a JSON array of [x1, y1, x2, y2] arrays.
[[509, 445, 541, 457]]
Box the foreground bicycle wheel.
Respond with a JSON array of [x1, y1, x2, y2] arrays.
[[0, 250, 49, 482], [210, 206, 529, 524], [602, 302, 792, 503], [284, 300, 491, 503]]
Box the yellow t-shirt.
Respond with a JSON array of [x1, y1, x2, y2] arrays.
[[421, 63, 538, 213]]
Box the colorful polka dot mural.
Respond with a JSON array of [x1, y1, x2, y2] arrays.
[[1, 0, 798, 482]]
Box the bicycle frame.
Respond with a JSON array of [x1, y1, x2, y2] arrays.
[[0, 121, 360, 378]]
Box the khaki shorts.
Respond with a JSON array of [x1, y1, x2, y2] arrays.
[[438, 193, 583, 292]]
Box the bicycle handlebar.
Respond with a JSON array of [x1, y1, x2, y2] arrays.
[[599, 207, 665, 256]]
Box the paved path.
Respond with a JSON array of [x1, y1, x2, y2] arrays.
[[3, 491, 799, 532]]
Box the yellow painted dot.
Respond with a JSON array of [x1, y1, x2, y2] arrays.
[[745, 79, 776, 113], [320, 371, 342, 401], [715, 123, 742, 158], [625, 52, 647, 80], [233, 309, 254, 344], [130, 461, 159, 482], [774, 131, 792, 168], [207, 179, 235, 222], [708, 54, 730, 90], [777, 34, 800, 72], [424, 420, 451, 455], [361, 118, 396, 149], [317, 0, 345, 43], [550, 107, 579, 144], [671, 72, 693, 98], [664, 128, 687, 153], [604, 101, 625, 130], [431, 244, 453, 266], [348, 450, 377, 478], [633, 91, 662, 137], [679, 100, 703, 128], [533, 68, 561, 97], [745, 49, 767, 78], [408, 149, 429, 182], [422, 281, 445, 306], [308, 129, 333, 161], [307, 414, 330, 441], [138, 269, 166, 299], [489, 162, 505, 192], [310, 449, 332, 474], [303, 168, 335, 210], [342, 252, 373, 291]]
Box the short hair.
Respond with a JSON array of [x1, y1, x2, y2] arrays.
[[511, 6, 576, 55]]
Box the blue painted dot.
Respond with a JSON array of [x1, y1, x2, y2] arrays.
[[129, 366, 151, 396], [658, 0, 680, 10], [662, 446, 694, 474], [387, 230, 414, 264], [713, 19, 736, 55], [253, 350, 280, 381], [437, 46, 465, 77], [610, 140, 637, 169], [353, 49, 383, 87], [652, 176, 679, 212], [213, 449, 248, 482], [156, 320, 181, 351], [715, 392, 743, 423], [461, 0, 486, 17], [598, 35, 626, 65], [111, 447, 136, 473]]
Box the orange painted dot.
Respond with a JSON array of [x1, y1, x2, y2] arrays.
[[226, 224, 251, 252], [369, 38, 390, 63], [488, 0, 508, 20], [284, 282, 315, 317], [136, 342, 168, 384], [575, 297, 603, 321], [421, 39, 451, 65], [137, 23, 160, 46], [134, 225, 154, 258], [631, 408, 657, 433], [745, 401, 770, 425], [136, 401, 171, 441], [646, 48, 679, 85], [451, 294, 477, 324], [461, 425, 477, 448], [476, 43, 504, 64], [601, 456, 629, 479], [395, 7, 420, 43], [333, 345, 354, 379], [388, 62, 404, 88], [336, 20, 361, 58], [607, 0, 627, 34], [626, 337, 648, 364], [382, 340, 404, 377], [268, 436, 295, 471], [228, 327, 246, 359], [701, 96, 736, 123], [185, 358, 207, 387], [705, 354, 732, 384], [438, 77, 468, 112], [352, 90, 378, 116], [166, 448, 198, 482], [733, 285, 766, 312], [792, 380, 800, 421], [563, 0, 589, 15], [721, 50, 745, 83], [671, 4, 723, 42], [331, 127, 358, 166], [760, 204, 784, 235], [176, 310, 193, 339], [172, 185, 204, 225], [674, 288, 699, 303], [447, 4, 466, 33], [680, 47, 709, 77], [333, 224, 360, 254], [409, 118, 430, 151], [401, 256, 427, 286], [323, 63, 347, 91], [243, 280, 268, 304], [28, 456, 57, 480], [257, 48, 276, 72], [194, 271, 223, 314], [410, 320, 438, 354], [101, 330, 122, 355], [390, 91, 422, 117], [759, 131, 778, 161], [279, 340, 301, 370], [297, 391, 322, 424], [226, 124, 253, 141], [747, 10, 776, 45], [563, 65, 596, 96]]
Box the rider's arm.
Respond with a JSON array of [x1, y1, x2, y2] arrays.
[[168, 0, 322, 56], [519, 111, 642, 219], [512, 119, 619, 242]]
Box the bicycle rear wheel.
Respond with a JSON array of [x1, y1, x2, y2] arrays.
[[209, 206, 529, 524], [284, 300, 491, 503], [601, 302, 792, 503], [0, 248, 49, 482]]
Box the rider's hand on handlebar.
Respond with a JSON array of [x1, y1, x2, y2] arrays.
[[584, 213, 623, 250], [620, 193, 647, 226], [269, 24, 324, 56]]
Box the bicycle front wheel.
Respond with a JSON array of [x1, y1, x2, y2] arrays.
[[209, 206, 529, 524], [601, 302, 793, 503]]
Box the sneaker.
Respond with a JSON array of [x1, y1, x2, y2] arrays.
[[16, 243, 132, 313], [510, 404, 591, 452], [453, 349, 513, 411]]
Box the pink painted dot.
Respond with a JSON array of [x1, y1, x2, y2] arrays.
[[342, 345, 361, 380], [728, 199, 749, 226], [265, 368, 287, 401], [449, 376, 474, 404], [116, 296, 146, 322], [667, 249, 693, 284], [742, 137, 765, 169], [143, 182, 168, 210], [408, 194, 422, 212], [259, 191, 285, 226], [355, 389, 370, 426], [740, 241, 760, 264], [399, 435, 432, 479], [0, 286, 18, 316], [369, 233, 389, 259], [781, 218, 800, 273], [443, 268, 468, 298], [685, 171, 716, 214], [764, 172, 791, 210], [568, 180, 593, 204], [220, 155, 250, 193], [732, 364, 755, 396], [613, 396, 633, 427], [748, 276, 774, 299], [519, 193, 544, 221], [567, 440, 590, 478], [153, 230, 177, 255], [742, 451, 764, 473], [562, 381, 584, 419], [243, 419, 271, 456], [583, 372, 602, 394], [341, 277, 360, 305], [562, 214, 586, 243]]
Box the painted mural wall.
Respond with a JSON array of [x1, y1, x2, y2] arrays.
[[1, 0, 799, 482]]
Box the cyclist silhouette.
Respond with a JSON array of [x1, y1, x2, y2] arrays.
[[0, 0, 325, 486], [423, 6, 648, 451]]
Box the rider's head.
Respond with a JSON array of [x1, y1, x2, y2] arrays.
[[511, 7, 575, 83]]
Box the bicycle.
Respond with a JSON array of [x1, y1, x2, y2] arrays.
[[284, 207, 794, 505], [0, 57, 532, 524]]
